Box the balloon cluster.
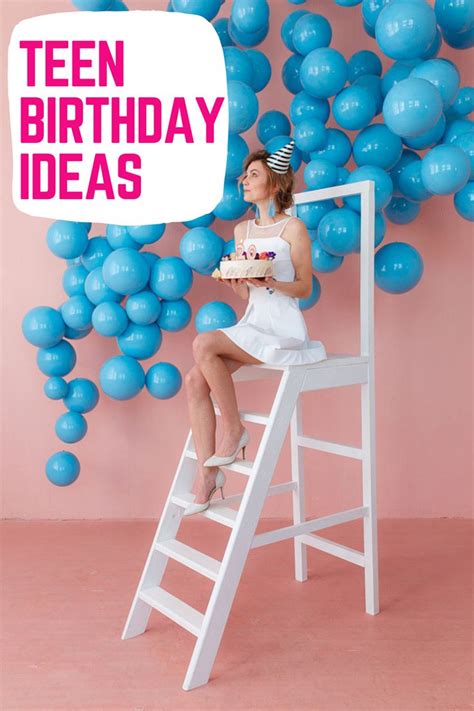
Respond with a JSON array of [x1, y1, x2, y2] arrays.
[[33, 0, 471, 484], [23, 219, 237, 485]]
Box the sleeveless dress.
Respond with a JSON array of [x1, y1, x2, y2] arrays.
[[217, 216, 327, 366]]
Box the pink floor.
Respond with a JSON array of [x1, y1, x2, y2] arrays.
[[2, 518, 472, 710]]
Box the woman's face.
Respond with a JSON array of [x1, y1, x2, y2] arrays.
[[242, 161, 273, 203]]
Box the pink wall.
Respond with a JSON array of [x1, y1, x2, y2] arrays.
[[1, 0, 472, 520]]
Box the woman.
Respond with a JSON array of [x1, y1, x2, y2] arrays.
[[183, 139, 327, 516]]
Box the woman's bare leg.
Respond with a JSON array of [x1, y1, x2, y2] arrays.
[[184, 357, 243, 504], [192, 331, 263, 462]]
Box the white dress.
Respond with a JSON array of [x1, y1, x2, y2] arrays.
[[217, 216, 328, 366]]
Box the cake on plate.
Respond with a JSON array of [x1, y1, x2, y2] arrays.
[[211, 243, 276, 280]]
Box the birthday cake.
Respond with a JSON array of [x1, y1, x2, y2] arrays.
[[212, 243, 276, 280]]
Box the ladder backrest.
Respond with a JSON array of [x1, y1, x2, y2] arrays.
[[287, 179, 375, 361]]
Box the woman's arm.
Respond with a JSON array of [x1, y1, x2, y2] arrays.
[[247, 218, 313, 299], [220, 222, 249, 301]]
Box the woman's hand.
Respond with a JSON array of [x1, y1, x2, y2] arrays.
[[217, 277, 249, 299], [246, 276, 278, 290]]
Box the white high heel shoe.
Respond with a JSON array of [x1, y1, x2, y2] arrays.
[[183, 469, 226, 517], [203, 428, 249, 467]]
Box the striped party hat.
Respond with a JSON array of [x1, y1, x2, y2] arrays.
[[266, 139, 295, 174]]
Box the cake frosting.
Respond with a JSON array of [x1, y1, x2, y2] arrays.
[[212, 243, 276, 280]]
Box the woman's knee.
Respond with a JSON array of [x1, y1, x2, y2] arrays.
[[184, 365, 210, 398], [192, 333, 216, 363]]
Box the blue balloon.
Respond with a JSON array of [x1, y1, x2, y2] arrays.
[[361, 0, 391, 36], [375, 1, 437, 60], [226, 134, 249, 180], [46, 221, 88, 260], [290, 91, 330, 125], [298, 274, 322, 310], [22, 306, 65, 348], [454, 181, 474, 220], [125, 290, 162, 325], [214, 17, 236, 47], [297, 198, 337, 228], [265, 135, 302, 172], [80, 237, 112, 272], [180, 227, 223, 274], [257, 110, 291, 144], [72, 0, 112, 8], [353, 74, 384, 114], [375, 241, 424, 293], [245, 49, 272, 92], [281, 10, 310, 52], [109, 0, 128, 9], [333, 85, 377, 130], [421, 144, 471, 195], [384, 196, 421, 223], [60, 295, 94, 332], [318, 207, 361, 255], [451, 87, 474, 117], [345, 165, 394, 211], [398, 160, 432, 201], [390, 149, 419, 195], [102, 248, 150, 296], [92, 302, 129, 337], [410, 59, 460, 110], [64, 325, 93, 340], [37, 339, 76, 377], [158, 299, 192, 331], [352, 211, 387, 253], [44, 377, 69, 400], [348, 50, 382, 83], [84, 267, 123, 306], [383, 78, 443, 138], [150, 256, 193, 300], [311, 239, 344, 272], [55, 411, 88, 444], [294, 118, 327, 152], [381, 62, 412, 97], [117, 323, 162, 360], [452, 131, 474, 180], [310, 127, 352, 166], [63, 264, 88, 297], [99, 355, 145, 400], [172, 0, 221, 20], [141, 252, 160, 272], [435, 0, 473, 34], [300, 47, 348, 98], [353, 124, 403, 170], [146, 362, 183, 399], [195, 301, 237, 332], [403, 113, 446, 150], [228, 80, 259, 134], [282, 54, 304, 95], [105, 224, 141, 251], [304, 159, 339, 189], [228, 18, 269, 47], [45, 451, 80, 486], [337, 166, 350, 185], [127, 224, 165, 245], [213, 180, 248, 220], [224, 46, 253, 85], [231, 0, 269, 33], [64, 378, 99, 413], [292, 13, 332, 55], [223, 238, 236, 256], [441, 25, 474, 49], [443, 117, 473, 144]]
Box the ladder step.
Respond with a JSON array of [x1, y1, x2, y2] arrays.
[[171, 492, 238, 527], [185, 449, 254, 476], [297, 435, 363, 460], [213, 405, 269, 425], [138, 586, 204, 637], [155, 539, 222, 581]]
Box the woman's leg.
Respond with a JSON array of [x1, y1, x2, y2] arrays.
[[192, 331, 263, 461], [185, 357, 243, 504]]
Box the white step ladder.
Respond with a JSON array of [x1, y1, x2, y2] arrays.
[[122, 181, 378, 691]]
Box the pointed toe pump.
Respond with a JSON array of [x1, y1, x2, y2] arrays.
[[203, 428, 249, 467], [183, 469, 226, 517]]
